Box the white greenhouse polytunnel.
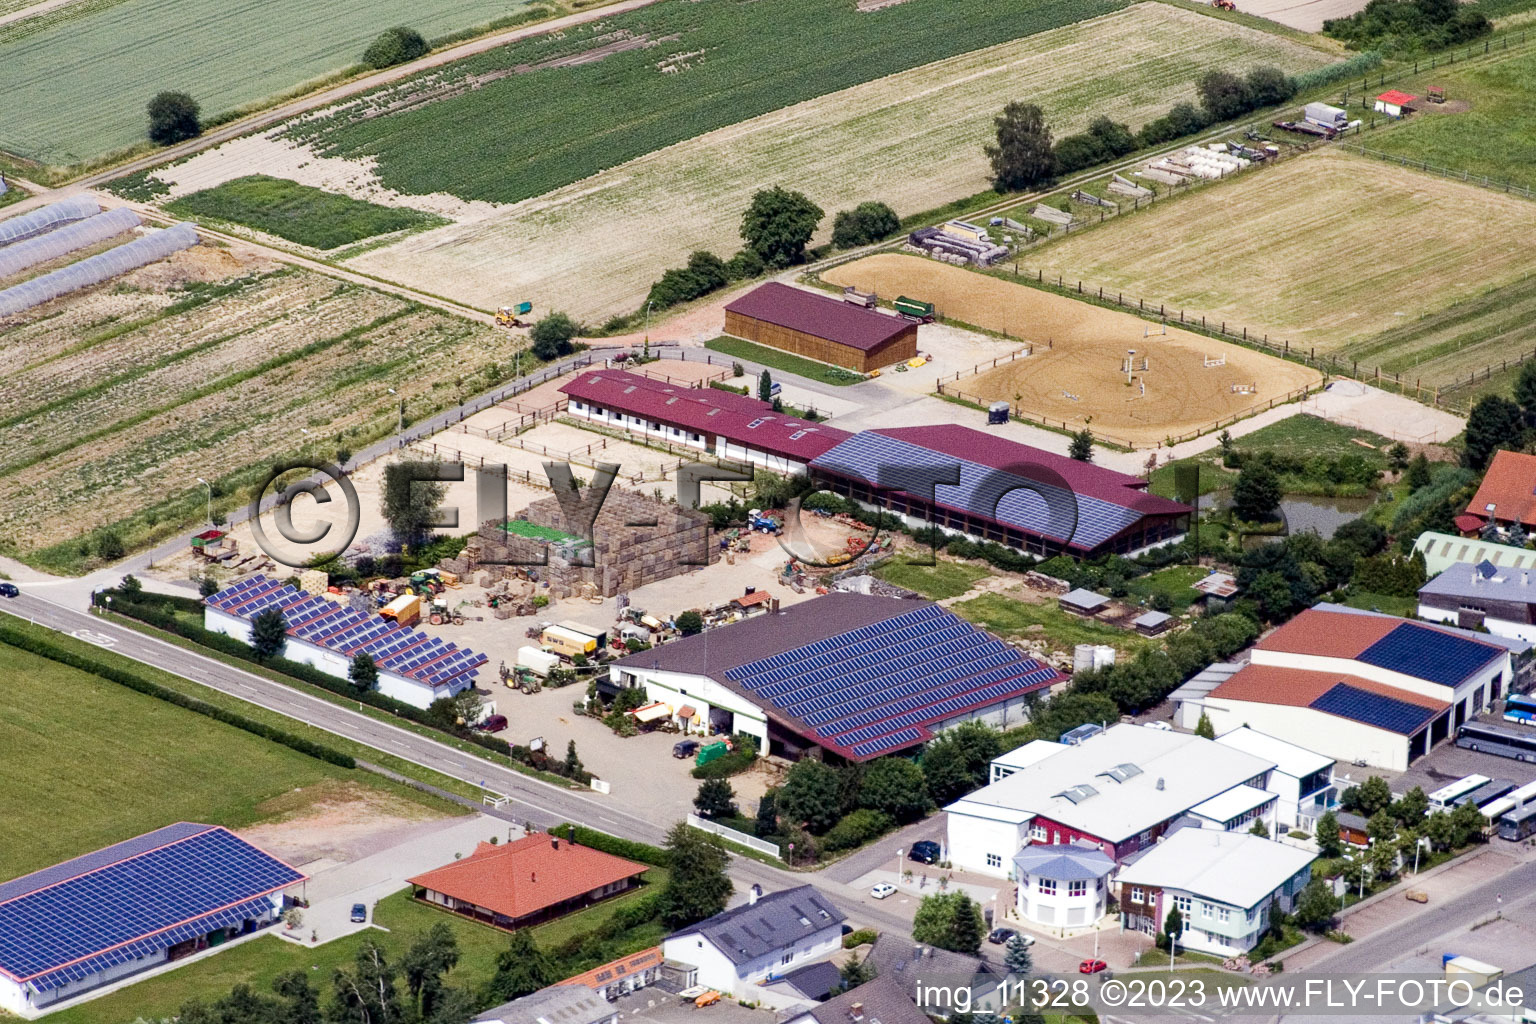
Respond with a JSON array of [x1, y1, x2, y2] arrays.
[[0, 194, 101, 247], [0, 222, 199, 317], [0, 207, 141, 279]]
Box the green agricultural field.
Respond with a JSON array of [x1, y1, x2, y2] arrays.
[[1357, 46, 1536, 192], [166, 176, 446, 250], [952, 592, 1149, 654], [44, 882, 667, 1024], [0, 639, 439, 880], [0, 0, 535, 164], [285, 0, 1127, 205]]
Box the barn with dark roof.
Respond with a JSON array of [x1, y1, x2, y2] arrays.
[[723, 283, 917, 372]]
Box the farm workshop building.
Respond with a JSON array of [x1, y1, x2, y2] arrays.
[[560, 369, 851, 474], [204, 575, 486, 710], [607, 592, 1061, 761], [810, 425, 1191, 558], [0, 823, 304, 1015], [723, 283, 918, 372], [409, 832, 649, 931], [1188, 607, 1513, 770], [944, 724, 1280, 878]]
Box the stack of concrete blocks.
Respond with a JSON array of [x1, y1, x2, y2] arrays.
[[462, 487, 717, 600]]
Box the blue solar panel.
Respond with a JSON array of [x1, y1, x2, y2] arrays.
[[1357, 623, 1500, 687], [1309, 683, 1439, 735], [809, 431, 1144, 549], [850, 728, 926, 758], [0, 827, 302, 984]]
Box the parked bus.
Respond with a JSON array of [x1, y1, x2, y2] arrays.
[[1504, 708, 1536, 727], [1428, 774, 1492, 810], [1456, 722, 1536, 762], [1480, 779, 1536, 828], [1458, 778, 1517, 809], [1506, 693, 1536, 715], [1497, 802, 1536, 841]]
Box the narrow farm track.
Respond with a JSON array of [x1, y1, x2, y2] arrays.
[[0, 0, 77, 29]]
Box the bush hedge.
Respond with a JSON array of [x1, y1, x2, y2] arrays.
[[552, 822, 671, 867], [0, 623, 355, 768]]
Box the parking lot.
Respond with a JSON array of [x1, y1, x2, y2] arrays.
[[1391, 723, 1536, 797]]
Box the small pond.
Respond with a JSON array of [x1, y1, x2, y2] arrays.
[[1199, 490, 1377, 544]]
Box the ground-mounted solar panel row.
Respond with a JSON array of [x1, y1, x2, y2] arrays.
[[205, 579, 485, 687]]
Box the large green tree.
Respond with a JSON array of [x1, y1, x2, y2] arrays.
[[1516, 361, 1536, 425], [984, 102, 1055, 191], [858, 757, 931, 823], [912, 891, 984, 954], [778, 759, 843, 834], [1292, 877, 1340, 931], [328, 941, 403, 1024], [348, 652, 379, 690], [831, 201, 900, 249], [485, 931, 556, 1003], [401, 922, 460, 1022], [381, 459, 448, 550], [363, 26, 428, 68], [694, 778, 738, 819], [741, 187, 823, 268], [660, 822, 732, 927], [1196, 69, 1252, 121], [530, 312, 580, 360], [250, 607, 288, 661], [147, 91, 201, 145], [1232, 461, 1282, 522], [1315, 809, 1344, 857], [1463, 395, 1523, 470], [1004, 932, 1034, 976]]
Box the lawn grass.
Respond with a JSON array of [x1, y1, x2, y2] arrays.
[[44, 880, 667, 1024], [0, 613, 484, 806], [1151, 414, 1393, 501], [1358, 46, 1536, 193], [951, 592, 1148, 654], [874, 555, 991, 600], [1337, 590, 1419, 617], [166, 176, 447, 250], [0, 638, 437, 881], [1125, 565, 1207, 613], [705, 336, 866, 386]]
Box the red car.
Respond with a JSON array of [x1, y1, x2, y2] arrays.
[[1079, 959, 1108, 974]]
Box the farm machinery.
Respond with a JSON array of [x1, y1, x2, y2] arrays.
[[495, 301, 533, 327], [747, 509, 782, 535], [498, 660, 543, 694]]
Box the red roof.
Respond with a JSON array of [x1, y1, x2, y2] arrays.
[[1210, 663, 1449, 712], [1257, 608, 1399, 659], [1377, 90, 1417, 105], [193, 529, 225, 541], [725, 283, 912, 352], [557, 947, 662, 989], [873, 424, 1190, 517], [559, 369, 851, 462], [407, 833, 648, 921], [1464, 450, 1536, 528], [734, 590, 773, 608], [1454, 513, 1486, 534]]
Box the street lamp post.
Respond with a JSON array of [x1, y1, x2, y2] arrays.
[[896, 849, 903, 886], [196, 477, 213, 525], [387, 388, 403, 433], [1169, 930, 1180, 973]]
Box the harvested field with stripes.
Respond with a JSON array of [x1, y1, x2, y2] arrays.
[[1030, 149, 1536, 358], [332, 2, 1331, 322], [824, 253, 1320, 446], [0, 244, 524, 571]]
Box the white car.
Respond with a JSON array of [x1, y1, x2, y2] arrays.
[[870, 883, 897, 900], [1143, 721, 1173, 731]]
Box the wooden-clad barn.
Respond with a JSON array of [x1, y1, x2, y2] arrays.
[[723, 282, 918, 372]]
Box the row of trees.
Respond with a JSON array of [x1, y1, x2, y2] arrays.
[[984, 66, 1294, 191], [1324, 0, 1490, 53]]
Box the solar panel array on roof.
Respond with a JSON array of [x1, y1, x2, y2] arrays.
[[810, 431, 1141, 549], [1357, 623, 1500, 687], [205, 577, 485, 688], [1309, 682, 1438, 735], [723, 602, 1059, 759], [0, 827, 303, 988]]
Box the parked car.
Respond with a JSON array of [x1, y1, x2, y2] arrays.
[[1143, 720, 1173, 731], [909, 840, 941, 864], [0, 583, 17, 597], [673, 739, 701, 759], [1079, 959, 1108, 974], [476, 714, 508, 732], [988, 927, 1017, 945], [871, 883, 897, 900], [350, 904, 368, 923]]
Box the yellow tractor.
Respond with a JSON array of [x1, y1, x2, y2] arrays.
[[496, 301, 533, 327]]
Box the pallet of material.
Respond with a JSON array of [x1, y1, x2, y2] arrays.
[[1031, 204, 1074, 227], [1139, 167, 1186, 186], [1070, 190, 1117, 210], [989, 216, 1032, 232], [909, 226, 1008, 266], [1108, 174, 1153, 199]]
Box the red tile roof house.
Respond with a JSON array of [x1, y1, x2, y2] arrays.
[[1459, 450, 1536, 537], [408, 833, 649, 930]]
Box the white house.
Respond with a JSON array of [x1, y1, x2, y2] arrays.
[[1213, 727, 1335, 831], [1010, 845, 1115, 929], [661, 886, 844, 998], [1116, 829, 1315, 956], [945, 725, 1277, 876]]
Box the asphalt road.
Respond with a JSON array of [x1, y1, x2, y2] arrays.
[[0, 591, 922, 937]]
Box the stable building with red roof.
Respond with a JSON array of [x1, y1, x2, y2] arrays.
[[408, 832, 649, 930], [724, 283, 918, 372], [1374, 90, 1417, 117]]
